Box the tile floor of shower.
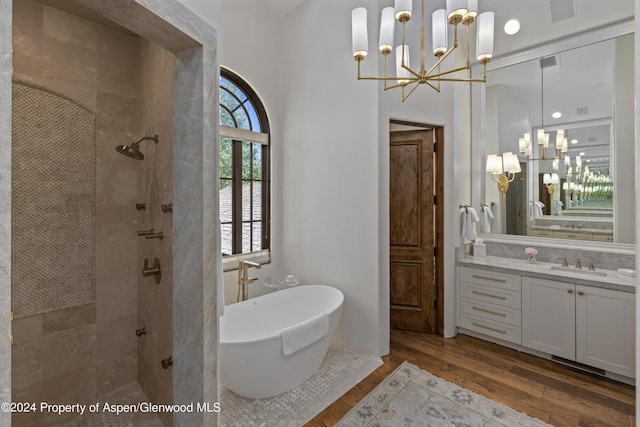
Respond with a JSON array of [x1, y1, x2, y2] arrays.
[[57, 383, 163, 427]]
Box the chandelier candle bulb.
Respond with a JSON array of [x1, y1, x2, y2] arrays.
[[394, 0, 412, 21], [379, 7, 395, 53], [351, 7, 368, 60], [432, 9, 448, 56], [465, 0, 478, 21], [476, 11, 495, 62], [537, 128, 545, 145], [446, 0, 468, 23], [518, 137, 526, 153]]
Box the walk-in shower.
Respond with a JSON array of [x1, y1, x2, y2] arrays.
[[115, 134, 158, 160]]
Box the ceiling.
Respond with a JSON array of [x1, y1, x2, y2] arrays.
[[264, 0, 634, 58]]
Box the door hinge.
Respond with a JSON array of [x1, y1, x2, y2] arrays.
[[434, 299, 438, 309], [433, 142, 437, 152], [434, 247, 438, 257], [433, 195, 437, 205]]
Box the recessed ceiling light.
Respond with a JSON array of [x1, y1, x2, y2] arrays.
[[552, 111, 562, 119], [571, 139, 578, 144], [579, 152, 586, 156], [504, 19, 520, 35], [586, 159, 591, 162]]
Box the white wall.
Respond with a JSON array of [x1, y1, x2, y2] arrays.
[[177, 0, 219, 29], [613, 34, 635, 243], [279, 0, 383, 354]]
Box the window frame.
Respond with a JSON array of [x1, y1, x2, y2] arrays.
[[219, 68, 271, 270]]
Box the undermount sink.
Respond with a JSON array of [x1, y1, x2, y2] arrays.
[[548, 265, 607, 277]]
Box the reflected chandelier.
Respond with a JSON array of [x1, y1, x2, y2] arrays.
[[351, 0, 495, 101]]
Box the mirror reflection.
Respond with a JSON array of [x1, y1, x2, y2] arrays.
[[481, 34, 634, 243]]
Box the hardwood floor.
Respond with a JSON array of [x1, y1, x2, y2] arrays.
[[306, 330, 635, 426]]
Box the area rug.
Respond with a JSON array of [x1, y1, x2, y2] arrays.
[[220, 339, 382, 427], [336, 361, 553, 427]]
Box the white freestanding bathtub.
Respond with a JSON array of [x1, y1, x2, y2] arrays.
[[220, 285, 344, 399]]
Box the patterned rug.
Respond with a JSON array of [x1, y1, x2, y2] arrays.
[[337, 361, 553, 427], [220, 340, 382, 427]]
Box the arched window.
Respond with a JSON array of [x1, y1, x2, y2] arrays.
[[219, 68, 270, 259]]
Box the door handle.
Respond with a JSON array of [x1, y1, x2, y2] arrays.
[[518, 211, 524, 217]]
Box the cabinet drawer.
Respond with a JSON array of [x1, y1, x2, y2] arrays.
[[460, 282, 521, 309], [531, 229, 553, 238], [460, 297, 521, 326], [459, 267, 521, 291], [459, 312, 522, 344], [591, 234, 614, 242]]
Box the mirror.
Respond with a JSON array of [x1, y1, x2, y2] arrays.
[[479, 33, 635, 244]]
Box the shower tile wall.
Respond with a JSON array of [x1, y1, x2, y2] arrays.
[[136, 39, 175, 427], [12, 1, 139, 425]]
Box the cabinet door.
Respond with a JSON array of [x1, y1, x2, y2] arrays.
[[522, 277, 575, 359], [576, 286, 635, 378]]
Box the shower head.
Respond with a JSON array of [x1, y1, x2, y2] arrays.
[[115, 135, 158, 160]]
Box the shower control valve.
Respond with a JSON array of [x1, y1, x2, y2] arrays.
[[137, 229, 155, 236], [143, 258, 162, 284]]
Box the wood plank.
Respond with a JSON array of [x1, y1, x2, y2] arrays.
[[304, 331, 636, 426]]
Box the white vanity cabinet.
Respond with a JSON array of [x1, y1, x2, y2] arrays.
[[575, 285, 635, 378], [521, 277, 576, 359], [522, 276, 635, 378], [457, 267, 522, 344]]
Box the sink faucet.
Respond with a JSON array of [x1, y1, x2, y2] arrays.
[[575, 258, 582, 270], [237, 260, 261, 302], [557, 257, 569, 268]]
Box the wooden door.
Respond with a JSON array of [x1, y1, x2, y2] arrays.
[[389, 129, 436, 333], [506, 161, 526, 235]]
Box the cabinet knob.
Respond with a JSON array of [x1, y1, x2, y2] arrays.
[[577, 290, 584, 296], [567, 289, 574, 294]]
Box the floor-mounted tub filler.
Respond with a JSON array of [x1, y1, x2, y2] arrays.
[[220, 285, 344, 399]]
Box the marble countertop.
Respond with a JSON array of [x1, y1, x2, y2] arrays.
[[529, 225, 613, 235], [458, 255, 636, 293]]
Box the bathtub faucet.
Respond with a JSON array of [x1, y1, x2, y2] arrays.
[[237, 260, 261, 302]]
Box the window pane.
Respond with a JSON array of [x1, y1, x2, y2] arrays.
[[241, 222, 252, 253], [221, 223, 232, 256], [220, 87, 241, 114], [221, 78, 247, 104], [252, 222, 262, 251], [233, 108, 250, 130], [246, 104, 261, 133], [220, 107, 235, 127], [252, 183, 262, 221], [242, 180, 252, 221], [241, 142, 262, 180], [219, 179, 232, 223], [220, 138, 233, 179]]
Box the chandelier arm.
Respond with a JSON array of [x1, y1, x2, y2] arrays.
[[466, 22, 471, 69], [385, 80, 417, 91], [402, 63, 423, 80], [358, 74, 419, 83], [429, 76, 487, 83], [402, 81, 422, 101], [419, 0, 426, 75], [425, 44, 457, 77], [383, 54, 389, 90], [424, 80, 441, 92], [427, 64, 473, 79]]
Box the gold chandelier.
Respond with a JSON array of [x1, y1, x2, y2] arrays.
[[351, 0, 495, 101]]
